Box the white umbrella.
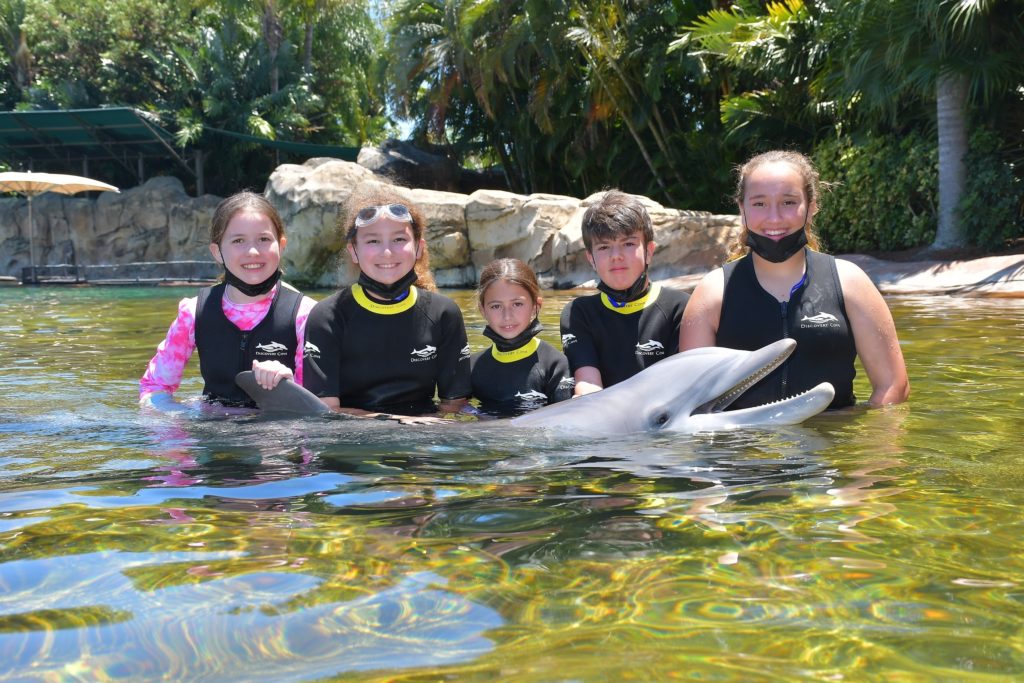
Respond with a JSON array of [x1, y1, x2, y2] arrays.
[[0, 171, 120, 280]]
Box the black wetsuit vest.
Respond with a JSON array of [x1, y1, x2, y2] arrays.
[[470, 337, 574, 416], [717, 249, 856, 409], [303, 285, 472, 415], [560, 284, 690, 387], [195, 282, 303, 406]]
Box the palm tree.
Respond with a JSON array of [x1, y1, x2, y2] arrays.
[[824, 0, 1023, 250], [566, 0, 686, 203]]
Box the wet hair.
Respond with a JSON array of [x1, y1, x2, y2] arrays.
[[730, 150, 822, 259], [476, 258, 541, 309], [581, 189, 654, 251], [210, 191, 285, 245], [340, 186, 436, 291]]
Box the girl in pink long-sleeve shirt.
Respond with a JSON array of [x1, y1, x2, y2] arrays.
[[140, 191, 316, 409]]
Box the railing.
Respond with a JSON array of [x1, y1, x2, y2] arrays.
[[21, 261, 221, 285]]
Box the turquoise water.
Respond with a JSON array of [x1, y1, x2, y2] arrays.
[[1, 286, 1022, 681]]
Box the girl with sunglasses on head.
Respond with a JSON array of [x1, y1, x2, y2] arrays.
[[140, 191, 317, 410], [680, 150, 908, 409], [470, 258, 574, 416], [302, 188, 471, 423]]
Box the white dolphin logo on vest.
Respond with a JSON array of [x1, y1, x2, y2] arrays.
[[410, 345, 437, 360], [303, 341, 320, 356], [255, 341, 288, 355], [515, 389, 547, 402], [561, 333, 577, 346], [636, 340, 665, 354], [460, 344, 471, 360], [801, 312, 839, 325]]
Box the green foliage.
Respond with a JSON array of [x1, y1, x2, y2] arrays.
[[675, 0, 832, 149], [0, 0, 1021, 250], [820, 0, 1024, 128], [958, 127, 1024, 249], [814, 127, 1022, 253], [381, 0, 735, 210], [20, 0, 196, 109], [814, 132, 937, 252], [1, 0, 388, 195]]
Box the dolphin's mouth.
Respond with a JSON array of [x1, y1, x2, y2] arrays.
[[692, 342, 793, 414]]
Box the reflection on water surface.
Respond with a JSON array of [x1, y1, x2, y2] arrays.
[[1, 287, 1023, 681]]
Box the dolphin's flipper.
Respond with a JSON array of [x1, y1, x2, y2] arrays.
[[235, 371, 331, 416]]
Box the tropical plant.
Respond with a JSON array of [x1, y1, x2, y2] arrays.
[[1, 0, 386, 193], [382, 0, 732, 208], [674, 0, 831, 149], [821, 0, 1024, 250], [167, 7, 324, 193], [19, 0, 198, 109]]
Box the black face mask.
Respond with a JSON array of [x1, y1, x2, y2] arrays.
[[483, 317, 543, 352], [597, 269, 650, 304], [745, 229, 808, 263], [357, 269, 418, 302], [223, 265, 282, 297]]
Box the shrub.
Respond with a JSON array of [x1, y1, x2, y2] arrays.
[[958, 127, 1024, 250], [813, 132, 937, 253]]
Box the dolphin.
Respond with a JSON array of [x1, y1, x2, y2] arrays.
[[510, 338, 834, 434], [235, 338, 835, 434]]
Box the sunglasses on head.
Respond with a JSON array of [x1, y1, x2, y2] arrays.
[[354, 203, 413, 228]]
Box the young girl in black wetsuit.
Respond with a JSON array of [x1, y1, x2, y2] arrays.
[[302, 188, 471, 422], [470, 258, 573, 416]]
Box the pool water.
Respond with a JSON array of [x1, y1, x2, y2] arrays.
[[1, 286, 1022, 681]]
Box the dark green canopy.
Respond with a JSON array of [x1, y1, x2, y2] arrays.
[[0, 107, 359, 182], [0, 107, 189, 174]]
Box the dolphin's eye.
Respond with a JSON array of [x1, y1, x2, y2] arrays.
[[654, 412, 669, 427]]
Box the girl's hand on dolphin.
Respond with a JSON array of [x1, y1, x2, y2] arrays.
[[252, 360, 293, 390]]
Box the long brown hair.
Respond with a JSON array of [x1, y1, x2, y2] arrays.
[[340, 186, 436, 291], [476, 258, 542, 309], [729, 150, 823, 260]]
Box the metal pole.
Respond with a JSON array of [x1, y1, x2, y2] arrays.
[[27, 194, 35, 283], [68, 204, 80, 283]]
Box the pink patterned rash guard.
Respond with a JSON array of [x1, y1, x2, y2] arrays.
[[139, 284, 317, 398]]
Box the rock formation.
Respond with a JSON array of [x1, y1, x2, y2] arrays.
[[0, 158, 740, 287], [0, 176, 219, 278]]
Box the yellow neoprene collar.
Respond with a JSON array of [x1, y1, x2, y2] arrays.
[[352, 283, 418, 314], [600, 282, 662, 314], [490, 337, 541, 363]]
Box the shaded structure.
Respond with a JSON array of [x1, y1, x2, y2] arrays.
[[0, 171, 119, 282], [0, 107, 198, 190]]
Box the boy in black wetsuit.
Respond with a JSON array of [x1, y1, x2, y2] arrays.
[[559, 190, 690, 396]]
